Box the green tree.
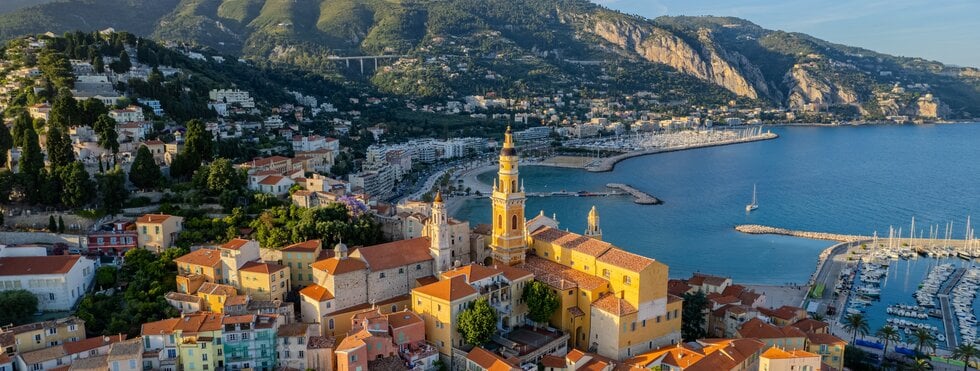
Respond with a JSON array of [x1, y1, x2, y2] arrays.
[[17, 124, 45, 203], [184, 119, 213, 162], [59, 161, 95, 208], [912, 327, 936, 355], [911, 358, 931, 371], [952, 343, 979, 371], [97, 166, 129, 215], [842, 313, 870, 344], [95, 266, 117, 289], [92, 55, 104, 73], [128, 145, 161, 189], [0, 116, 12, 167], [0, 290, 39, 326], [112, 50, 132, 74], [11, 112, 32, 147], [45, 123, 75, 168], [682, 291, 709, 341], [48, 215, 57, 232], [49, 88, 79, 127], [457, 298, 497, 347], [523, 280, 560, 324], [205, 158, 242, 195], [58, 215, 65, 233], [875, 325, 900, 362], [93, 114, 119, 159], [80, 98, 108, 126]]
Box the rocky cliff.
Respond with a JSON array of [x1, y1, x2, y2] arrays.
[[784, 62, 859, 111], [590, 17, 762, 99]]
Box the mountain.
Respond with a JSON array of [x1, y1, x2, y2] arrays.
[[1, 0, 978, 118]]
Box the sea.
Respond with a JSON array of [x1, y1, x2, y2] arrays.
[[453, 123, 980, 285]]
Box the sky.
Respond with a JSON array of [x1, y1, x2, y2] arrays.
[[593, 0, 979, 68]]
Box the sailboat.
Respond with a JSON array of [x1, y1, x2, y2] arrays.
[[745, 184, 759, 212]]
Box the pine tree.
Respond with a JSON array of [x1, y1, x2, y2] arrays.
[[97, 166, 129, 215], [128, 145, 161, 189], [17, 125, 44, 203], [0, 116, 12, 168], [58, 215, 65, 233], [60, 161, 95, 208], [93, 114, 119, 158], [45, 123, 75, 168], [48, 215, 57, 232]]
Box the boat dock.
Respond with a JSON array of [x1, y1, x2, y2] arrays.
[[938, 268, 966, 349], [605, 183, 662, 205]]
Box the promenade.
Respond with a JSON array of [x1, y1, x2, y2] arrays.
[[585, 132, 778, 172]]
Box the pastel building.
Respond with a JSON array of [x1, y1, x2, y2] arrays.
[[0, 317, 86, 355], [622, 338, 766, 370], [136, 214, 184, 252], [334, 308, 436, 371], [759, 347, 822, 371], [222, 314, 279, 370]]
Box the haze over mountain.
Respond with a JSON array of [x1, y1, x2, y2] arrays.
[[1, 0, 977, 117]]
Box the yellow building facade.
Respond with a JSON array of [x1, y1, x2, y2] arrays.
[[485, 128, 681, 361]]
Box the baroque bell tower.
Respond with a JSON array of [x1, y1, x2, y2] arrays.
[[491, 127, 527, 265], [585, 205, 602, 241]]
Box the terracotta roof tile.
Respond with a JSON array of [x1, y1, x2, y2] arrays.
[[221, 238, 250, 250], [240, 261, 287, 274], [517, 255, 608, 291], [441, 264, 501, 283], [197, 282, 237, 296], [62, 335, 126, 355], [282, 240, 321, 252], [311, 257, 367, 275], [136, 214, 177, 224], [596, 248, 655, 273], [141, 318, 180, 336], [354, 237, 433, 271], [806, 333, 846, 345], [386, 310, 423, 330], [0, 255, 82, 276], [413, 276, 477, 302], [591, 292, 637, 316], [174, 249, 221, 267], [299, 284, 335, 302]]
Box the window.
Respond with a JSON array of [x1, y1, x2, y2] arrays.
[[642, 320, 646, 327], [391, 305, 397, 312], [623, 276, 632, 285], [328, 319, 335, 330], [511, 215, 518, 230], [298, 350, 304, 357], [416, 264, 421, 270], [379, 272, 385, 279], [497, 215, 502, 230], [398, 268, 404, 274], [47, 328, 57, 335]]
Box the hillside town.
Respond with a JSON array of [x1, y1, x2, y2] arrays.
[[0, 27, 967, 371]]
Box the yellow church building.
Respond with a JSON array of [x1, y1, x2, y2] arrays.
[[492, 127, 682, 360]]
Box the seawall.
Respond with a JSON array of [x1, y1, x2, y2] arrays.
[[734, 225, 868, 242], [585, 132, 778, 172]]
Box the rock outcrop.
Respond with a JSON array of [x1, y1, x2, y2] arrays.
[[590, 17, 762, 99], [784, 63, 859, 111]]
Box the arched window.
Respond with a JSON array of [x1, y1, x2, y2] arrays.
[[511, 215, 518, 230], [512, 180, 517, 192]]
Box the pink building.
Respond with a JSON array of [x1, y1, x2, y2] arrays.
[[335, 308, 437, 371]]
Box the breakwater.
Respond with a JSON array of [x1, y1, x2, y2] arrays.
[[734, 224, 868, 242], [585, 132, 778, 172], [605, 183, 661, 205]]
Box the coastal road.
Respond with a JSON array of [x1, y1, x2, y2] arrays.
[[811, 240, 869, 317]]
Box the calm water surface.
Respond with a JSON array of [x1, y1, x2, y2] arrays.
[[454, 124, 980, 284]]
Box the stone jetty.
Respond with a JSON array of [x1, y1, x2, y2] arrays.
[[606, 183, 661, 205], [734, 225, 867, 242]]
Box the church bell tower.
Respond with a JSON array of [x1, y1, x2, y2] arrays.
[[585, 205, 602, 241], [490, 127, 527, 265]]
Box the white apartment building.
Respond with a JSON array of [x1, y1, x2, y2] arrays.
[[0, 255, 96, 311]]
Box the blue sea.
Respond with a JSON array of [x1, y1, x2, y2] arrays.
[[453, 123, 980, 284]]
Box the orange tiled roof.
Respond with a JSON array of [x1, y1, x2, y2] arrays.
[[530, 227, 612, 257], [354, 237, 433, 271], [299, 284, 334, 302], [239, 261, 287, 274], [591, 292, 637, 316], [737, 318, 806, 339], [141, 318, 180, 336], [806, 333, 847, 345], [413, 275, 477, 302], [517, 255, 607, 291], [596, 248, 655, 273], [0, 255, 81, 276], [136, 214, 176, 224], [63, 334, 126, 355], [761, 347, 821, 360], [386, 310, 423, 330], [197, 282, 236, 296], [791, 318, 830, 334], [174, 249, 221, 268], [466, 347, 520, 371], [221, 239, 250, 250], [311, 257, 367, 275], [282, 240, 321, 252]]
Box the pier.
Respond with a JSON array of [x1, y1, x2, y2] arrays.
[[605, 184, 661, 205], [938, 268, 966, 349], [734, 225, 867, 242]]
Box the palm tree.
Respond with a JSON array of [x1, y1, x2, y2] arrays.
[[910, 358, 931, 371], [912, 328, 936, 355], [952, 343, 980, 371], [875, 325, 900, 361], [842, 313, 870, 343]]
